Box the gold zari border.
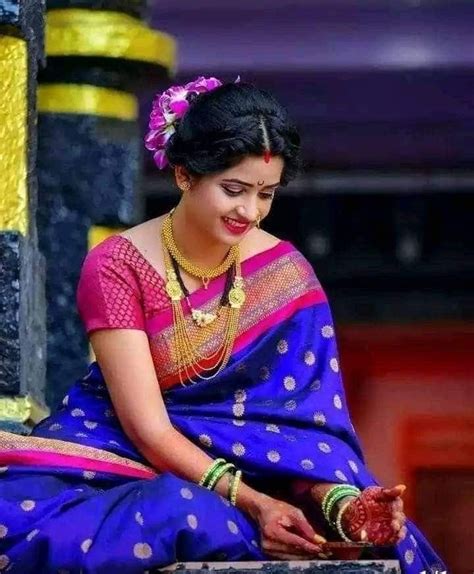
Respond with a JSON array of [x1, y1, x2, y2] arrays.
[[46, 9, 177, 71], [38, 84, 138, 120]]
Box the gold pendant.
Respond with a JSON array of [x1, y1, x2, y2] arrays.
[[234, 276, 244, 289], [165, 270, 183, 301], [191, 309, 218, 328], [202, 277, 210, 290], [228, 286, 246, 309]]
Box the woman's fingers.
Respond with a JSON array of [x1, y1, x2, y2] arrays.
[[273, 525, 325, 553], [380, 484, 406, 500], [398, 525, 408, 541], [290, 509, 327, 545], [391, 518, 402, 531], [394, 510, 406, 524], [394, 497, 404, 512]]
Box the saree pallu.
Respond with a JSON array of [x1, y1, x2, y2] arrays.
[[0, 243, 446, 574]]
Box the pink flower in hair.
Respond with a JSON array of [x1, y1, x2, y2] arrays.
[[184, 76, 223, 93], [145, 75, 240, 170]]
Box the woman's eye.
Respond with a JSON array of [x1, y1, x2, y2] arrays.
[[260, 192, 275, 200], [222, 186, 242, 196]]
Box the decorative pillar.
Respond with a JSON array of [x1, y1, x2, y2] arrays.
[[36, 2, 176, 407], [0, 0, 49, 432]]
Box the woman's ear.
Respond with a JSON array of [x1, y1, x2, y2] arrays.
[[174, 165, 192, 191]]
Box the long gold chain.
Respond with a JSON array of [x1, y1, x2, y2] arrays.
[[162, 212, 238, 289], [161, 218, 246, 386]]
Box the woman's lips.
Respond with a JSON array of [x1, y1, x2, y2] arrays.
[[222, 216, 250, 235]]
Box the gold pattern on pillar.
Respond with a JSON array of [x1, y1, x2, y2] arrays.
[[0, 37, 28, 235]]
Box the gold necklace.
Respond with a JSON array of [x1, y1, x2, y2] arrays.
[[161, 222, 246, 386], [162, 211, 238, 289]]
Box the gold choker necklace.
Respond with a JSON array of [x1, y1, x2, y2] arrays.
[[162, 211, 238, 289]]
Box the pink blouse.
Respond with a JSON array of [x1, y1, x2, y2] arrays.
[[76, 234, 310, 388], [76, 235, 169, 335]]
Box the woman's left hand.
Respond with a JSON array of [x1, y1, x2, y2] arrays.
[[340, 484, 407, 545]]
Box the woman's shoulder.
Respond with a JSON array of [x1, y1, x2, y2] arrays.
[[77, 236, 135, 288], [83, 218, 161, 272], [247, 230, 318, 286], [242, 229, 281, 259]]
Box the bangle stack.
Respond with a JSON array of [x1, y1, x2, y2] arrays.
[[321, 484, 361, 540], [199, 458, 242, 506]]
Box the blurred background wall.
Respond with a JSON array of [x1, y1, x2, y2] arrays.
[[1, 0, 472, 572]]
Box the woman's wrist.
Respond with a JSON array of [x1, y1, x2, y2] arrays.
[[234, 483, 269, 520], [209, 465, 266, 519], [330, 494, 358, 523]]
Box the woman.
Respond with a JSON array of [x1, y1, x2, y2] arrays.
[[0, 77, 445, 574]]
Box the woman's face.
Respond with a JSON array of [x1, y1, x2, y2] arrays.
[[181, 154, 284, 246]]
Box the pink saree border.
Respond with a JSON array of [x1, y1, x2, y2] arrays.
[[0, 431, 156, 479], [1, 450, 156, 479]]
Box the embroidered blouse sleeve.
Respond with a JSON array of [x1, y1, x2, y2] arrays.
[[76, 242, 146, 334]]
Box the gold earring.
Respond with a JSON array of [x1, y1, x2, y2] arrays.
[[179, 181, 191, 192], [256, 215, 261, 229]]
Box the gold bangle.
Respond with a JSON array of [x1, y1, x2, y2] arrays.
[[230, 469, 242, 506], [335, 500, 354, 543], [198, 458, 226, 487]]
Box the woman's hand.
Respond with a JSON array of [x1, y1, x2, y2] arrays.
[[340, 484, 407, 545], [251, 493, 331, 560]]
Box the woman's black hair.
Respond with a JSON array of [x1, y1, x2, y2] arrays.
[[165, 82, 301, 186]]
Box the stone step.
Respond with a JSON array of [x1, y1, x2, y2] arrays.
[[159, 560, 401, 574]]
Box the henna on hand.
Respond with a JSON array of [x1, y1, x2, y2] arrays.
[[340, 486, 406, 545]]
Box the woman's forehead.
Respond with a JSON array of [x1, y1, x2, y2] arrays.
[[220, 155, 284, 181]]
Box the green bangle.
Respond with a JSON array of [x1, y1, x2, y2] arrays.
[[322, 486, 352, 515], [207, 463, 236, 491], [202, 460, 228, 488], [322, 485, 359, 513], [199, 458, 226, 488], [322, 485, 360, 523], [326, 491, 359, 525], [323, 487, 360, 521]]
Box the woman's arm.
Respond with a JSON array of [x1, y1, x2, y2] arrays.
[[90, 329, 327, 557], [91, 329, 263, 515]]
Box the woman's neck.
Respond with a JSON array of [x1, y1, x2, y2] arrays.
[[170, 203, 232, 269]]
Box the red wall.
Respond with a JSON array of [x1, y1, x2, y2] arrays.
[[338, 323, 474, 572]]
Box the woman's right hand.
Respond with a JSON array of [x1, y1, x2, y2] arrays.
[[250, 493, 330, 560]]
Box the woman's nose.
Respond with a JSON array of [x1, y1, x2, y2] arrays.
[[236, 201, 259, 222]]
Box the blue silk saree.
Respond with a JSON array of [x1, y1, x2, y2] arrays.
[[0, 241, 446, 573]]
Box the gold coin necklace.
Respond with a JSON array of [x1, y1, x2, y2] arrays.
[[168, 249, 234, 328], [161, 212, 246, 385]]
